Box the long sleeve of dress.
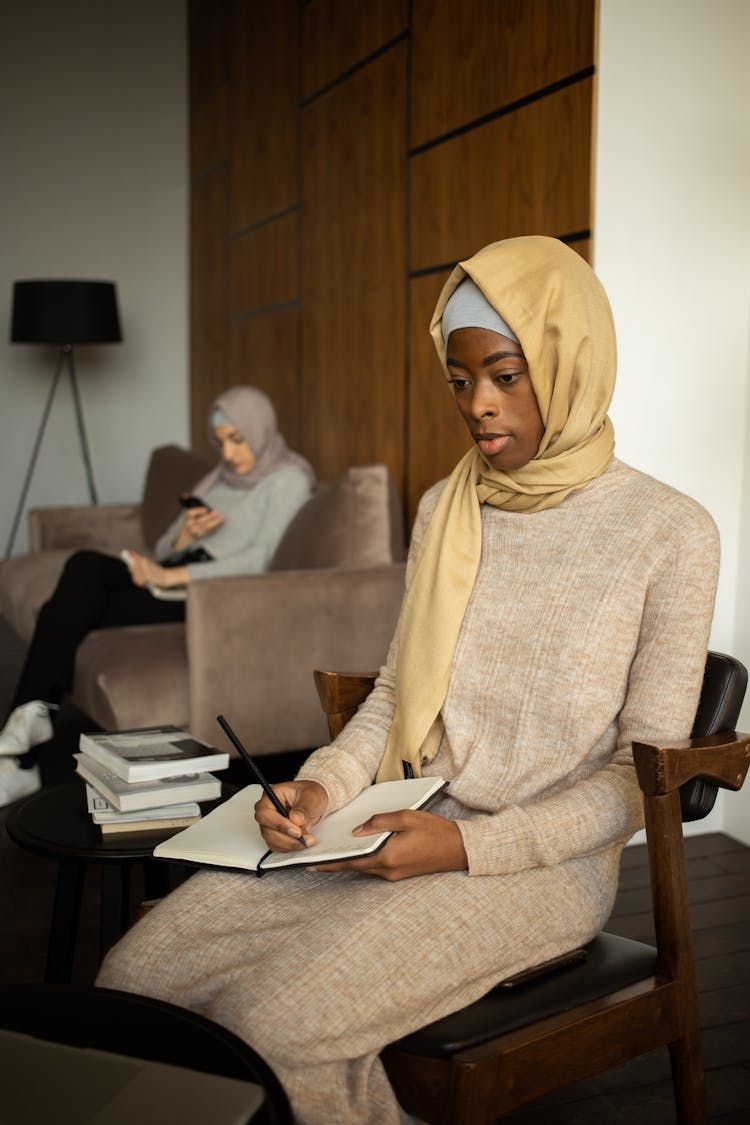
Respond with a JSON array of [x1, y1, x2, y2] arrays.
[[298, 461, 721, 877], [153, 465, 312, 580]]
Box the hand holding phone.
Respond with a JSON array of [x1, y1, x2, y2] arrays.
[[180, 494, 212, 510]]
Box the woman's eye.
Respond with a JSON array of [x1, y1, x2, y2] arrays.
[[495, 371, 522, 386], [448, 377, 470, 392]]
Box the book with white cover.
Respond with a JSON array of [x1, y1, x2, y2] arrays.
[[148, 584, 187, 602], [84, 787, 201, 832], [99, 813, 202, 835], [78, 725, 229, 782], [75, 753, 221, 812], [153, 777, 446, 874]]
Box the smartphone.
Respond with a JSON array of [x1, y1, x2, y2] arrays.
[[180, 494, 211, 510]]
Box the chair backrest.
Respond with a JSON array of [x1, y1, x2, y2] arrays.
[[315, 650, 748, 824], [314, 669, 378, 739], [682, 651, 748, 820]]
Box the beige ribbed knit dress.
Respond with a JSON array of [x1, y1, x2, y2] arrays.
[[97, 458, 719, 1125]]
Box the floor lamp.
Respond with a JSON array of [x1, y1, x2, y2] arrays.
[[6, 279, 122, 558]]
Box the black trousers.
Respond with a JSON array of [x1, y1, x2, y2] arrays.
[[10, 550, 186, 714]]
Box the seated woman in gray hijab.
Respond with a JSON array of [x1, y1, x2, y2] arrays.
[[0, 385, 315, 805]]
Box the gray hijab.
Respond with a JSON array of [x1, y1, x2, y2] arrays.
[[194, 385, 316, 493]]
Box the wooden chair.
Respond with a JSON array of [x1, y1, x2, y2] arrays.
[[313, 651, 750, 1124]]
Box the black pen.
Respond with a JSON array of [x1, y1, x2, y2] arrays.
[[216, 714, 307, 847]]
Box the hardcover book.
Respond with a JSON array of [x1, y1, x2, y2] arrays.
[[75, 753, 222, 812], [84, 784, 202, 834], [78, 725, 229, 783]]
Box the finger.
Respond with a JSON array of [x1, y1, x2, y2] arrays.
[[352, 810, 412, 835], [287, 806, 322, 832], [254, 795, 307, 843], [306, 858, 379, 876], [263, 824, 309, 852]]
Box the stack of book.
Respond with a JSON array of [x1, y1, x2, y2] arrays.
[[74, 725, 230, 835]]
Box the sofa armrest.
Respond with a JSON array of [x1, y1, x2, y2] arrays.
[[186, 563, 406, 756], [28, 504, 145, 553]]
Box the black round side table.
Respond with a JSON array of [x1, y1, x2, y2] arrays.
[[6, 781, 219, 983], [0, 982, 293, 1124]]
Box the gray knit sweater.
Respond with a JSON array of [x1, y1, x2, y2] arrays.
[[154, 463, 312, 580]]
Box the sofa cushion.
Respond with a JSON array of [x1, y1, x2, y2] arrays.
[[269, 464, 405, 571], [140, 445, 214, 551], [73, 623, 190, 731], [0, 548, 75, 643]]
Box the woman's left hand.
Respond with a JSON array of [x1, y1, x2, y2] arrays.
[[126, 552, 189, 589], [307, 809, 468, 881]]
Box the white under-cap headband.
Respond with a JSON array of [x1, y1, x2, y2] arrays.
[[441, 276, 518, 346]]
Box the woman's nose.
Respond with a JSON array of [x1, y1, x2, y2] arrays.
[[470, 384, 498, 419]]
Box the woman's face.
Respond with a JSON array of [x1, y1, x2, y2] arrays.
[[214, 423, 256, 475], [446, 327, 544, 472]]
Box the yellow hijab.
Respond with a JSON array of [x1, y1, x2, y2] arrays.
[[377, 236, 617, 782]]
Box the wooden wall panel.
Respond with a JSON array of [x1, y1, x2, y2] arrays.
[[411, 0, 595, 147], [190, 168, 230, 455], [229, 0, 299, 233], [190, 2, 598, 524], [302, 0, 408, 99], [410, 78, 593, 270], [407, 272, 472, 521], [189, 0, 230, 109], [569, 236, 592, 264], [228, 308, 300, 447], [191, 86, 229, 179], [229, 212, 298, 314], [301, 45, 407, 484]]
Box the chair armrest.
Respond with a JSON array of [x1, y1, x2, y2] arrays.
[[186, 563, 406, 756], [632, 731, 750, 796], [28, 504, 145, 552]]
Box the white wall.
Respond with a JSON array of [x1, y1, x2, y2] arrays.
[[0, 0, 188, 555], [595, 0, 750, 843]]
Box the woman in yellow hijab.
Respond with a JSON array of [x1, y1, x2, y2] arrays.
[[99, 237, 719, 1125]]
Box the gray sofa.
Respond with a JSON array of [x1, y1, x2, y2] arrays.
[[0, 446, 407, 757]]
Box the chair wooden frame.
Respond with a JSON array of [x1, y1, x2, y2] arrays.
[[314, 661, 750, 1124]]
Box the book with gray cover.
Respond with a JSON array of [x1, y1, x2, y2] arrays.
[[78, 725, 229, 783], [75, 753, 222, 812]]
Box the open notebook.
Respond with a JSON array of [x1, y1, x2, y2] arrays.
[[153, 777, 446, 875]]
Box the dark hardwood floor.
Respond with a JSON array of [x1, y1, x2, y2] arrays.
[[1, 617, 749, 1122]]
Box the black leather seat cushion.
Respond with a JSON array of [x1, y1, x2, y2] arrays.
[[391, 932, 657, 1058]]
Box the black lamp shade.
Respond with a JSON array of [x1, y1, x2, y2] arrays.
[[11, 280, 122, 345]]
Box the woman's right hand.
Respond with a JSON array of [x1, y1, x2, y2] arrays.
[[172, 505, 224, 550], [254, 779, 329, 851]]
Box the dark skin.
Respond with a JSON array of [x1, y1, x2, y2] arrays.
[[446, 326, 545, 472], [254, 326, 545, 881]]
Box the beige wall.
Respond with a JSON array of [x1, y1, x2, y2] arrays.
[[596, 0, 750, 843], [0, 0, 188, 555]]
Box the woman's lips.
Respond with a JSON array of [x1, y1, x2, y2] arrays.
[[476, 434, 510, 456]]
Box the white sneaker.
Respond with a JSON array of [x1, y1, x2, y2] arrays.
[[0, 701, 54, 758], [0, 759, 41, 807]]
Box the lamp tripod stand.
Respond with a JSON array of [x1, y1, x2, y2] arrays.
[[5, 346, 99, 559], [7, 278, 121, 559]]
